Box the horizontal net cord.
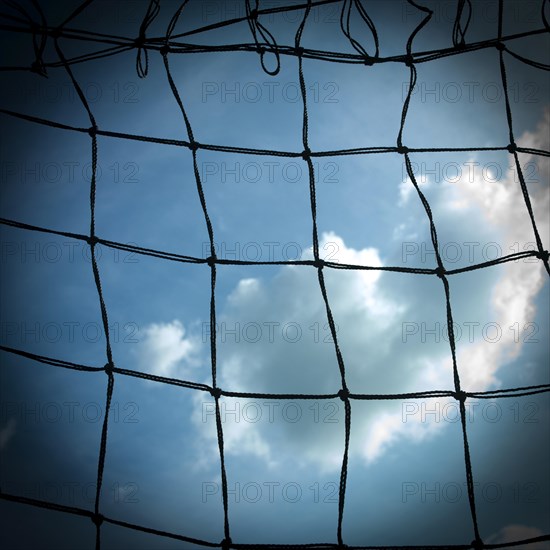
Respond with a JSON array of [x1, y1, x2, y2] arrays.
[[0, 490, 549, 550], [4, 108, 549, 159], [0, 19, 548, 71], [0, 0, 341, 48], [0, 492, 220, 548], [1, 216, 546, 275], [1, 345, 548, 402]]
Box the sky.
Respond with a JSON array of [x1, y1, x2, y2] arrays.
[[0, 0, 549, 548]]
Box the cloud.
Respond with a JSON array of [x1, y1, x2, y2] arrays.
[[193, 231, 446, 471], [517, 108, 550, 185], [431, 110, 549, 390], [135, 320, 200, 379], [399, 174, 431, 206], [486, 524, 548, 549], [0, 418, 16, 450], [191, 111, 548, 472]]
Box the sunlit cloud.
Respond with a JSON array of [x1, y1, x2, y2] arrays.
[[189, 111, 549, 472], [135, 320, 201, 379]]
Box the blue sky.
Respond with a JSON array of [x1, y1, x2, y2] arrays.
[[0, 0, 549, 548]]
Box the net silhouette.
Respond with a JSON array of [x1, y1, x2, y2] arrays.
[[0, 0, 549, 548]]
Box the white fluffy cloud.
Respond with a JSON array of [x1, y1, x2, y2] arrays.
[[191, 111, 548, 471], [432, 110, 549, 391], [136, 320, 200, 378], [192, 231, 449, 469], [399, 172, 431, 206]]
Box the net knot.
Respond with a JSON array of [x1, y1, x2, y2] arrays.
[[221, 538, 232, 550], [338, 388, 350, 401], [535, 250, 549, 262], [454, 390, 467, 403], [30, 60, 47, 77], [363, 56, 374, 66], [249, 8, 258, 20], [404, 54, 414, 67], [210, 387, 222, 399], [206, 255, 216, 267], [507, 142, 517, 153], [134, 34, 146, 48], [434, 266, 446, 278], [86, 235, 99, 247], [257, 45, 265, 55], [455, 40, 466, 49], [313, 258, 324, 269], [104, 362, 114, 375], [301, 148, 311, 160], [50, 27, 62, 40], [160, 45, 170, 56], [91, 513, 104, 527], [495, 41, 506, 52], [188, 140, 200, 152], [88, 125, 98, 138], [296, 46, 305, 57], [471, 539, 484, 550], [397, 145, 409, 155]]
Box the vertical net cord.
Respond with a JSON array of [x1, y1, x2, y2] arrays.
[[53, 27, 115, 550], [245, 0, 281, 76], [399, 1, 481, 547], [452, 0, 472, 48], [57, 0, 95, 29], [296, 2, 351, 545], [497, 0, 550, 276], [161, 6, 231, 545]]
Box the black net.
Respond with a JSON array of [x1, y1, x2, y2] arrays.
[[0, 0, 549, 549]]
